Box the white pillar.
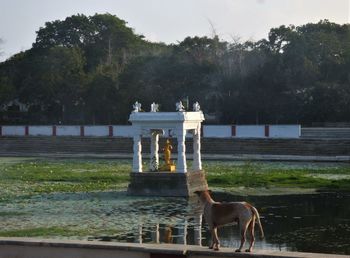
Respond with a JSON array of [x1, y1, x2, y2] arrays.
[[192, 125, 202, 171], [138, 224, 143, 244], [176, 131, 187, 173], [150, 132, 159, 171], [177, 219, 188, 245], [154, 224, 160, 244], [132, 134, 142, 172]]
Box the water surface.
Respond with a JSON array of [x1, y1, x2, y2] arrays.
[[1, 191, 349, 255]]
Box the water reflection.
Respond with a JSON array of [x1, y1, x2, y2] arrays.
[[1, 191, 350, 255], [88, 195, 203, 246], [88, 191, 350, 255]]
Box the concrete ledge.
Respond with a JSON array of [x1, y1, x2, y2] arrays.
[[0, 238, 348, 258]]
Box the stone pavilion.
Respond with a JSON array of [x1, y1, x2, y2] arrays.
[[127, 101, 208, 197]]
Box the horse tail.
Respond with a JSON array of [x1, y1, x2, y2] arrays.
[[251, 206, 265, 239]]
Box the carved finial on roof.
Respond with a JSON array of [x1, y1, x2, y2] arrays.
[[150, 102, 159, 112], [133, 101, 142, 112], [176, 101, 185, 112], [193, 101, 201, 112]]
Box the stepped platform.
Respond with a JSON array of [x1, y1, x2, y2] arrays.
[[0, 136, 350, 161], [301, 128, 350, 139]]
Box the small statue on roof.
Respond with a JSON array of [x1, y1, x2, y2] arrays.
[[193, 101, 201, 112], [133, 101, 142, 112], [150, 102, 159, 112], [176, 101, 185, 112]]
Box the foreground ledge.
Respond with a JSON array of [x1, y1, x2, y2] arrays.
[[0, 238, 348, 258]]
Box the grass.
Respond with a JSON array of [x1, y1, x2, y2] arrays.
[[0, 158, 350, 202], [0, 158, 130, 201], [0, 226, 119, 238], [1, 159, 130, 182], [204, 161, 350, 191], [0, 211, 26, 216], [0, 227, 79, 237]]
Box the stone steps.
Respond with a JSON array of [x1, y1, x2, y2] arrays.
[[1, 136, 350, 156], [301, 128, 350, 139]]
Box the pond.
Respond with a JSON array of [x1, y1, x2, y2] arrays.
[[1, 190, 350, 255]]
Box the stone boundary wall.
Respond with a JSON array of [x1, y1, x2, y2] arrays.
[[0, 125, 301, 138], [0, 238, 348, 258]]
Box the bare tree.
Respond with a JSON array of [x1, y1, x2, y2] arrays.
[[207, 18, 219, 39], [0, 38, 4, 57]]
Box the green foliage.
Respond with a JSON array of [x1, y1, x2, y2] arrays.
[[0, 158, 130, 201], [0, 226, 107, 237], [1, 160, 129, 182], [33, 13, 143, 69], [0, 75, 15, 103], [204, 161, 350, 191], [0, 158, 349, 204], [1, 16, 350, 124]]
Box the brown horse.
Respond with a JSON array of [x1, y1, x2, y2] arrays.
[[194, 190, 264, 252]]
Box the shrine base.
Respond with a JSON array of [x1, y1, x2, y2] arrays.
[[127, 170, 208, 197]]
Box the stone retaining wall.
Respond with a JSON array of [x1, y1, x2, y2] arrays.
[[0, 137, 349, 157], [0, 238, 347, 258]]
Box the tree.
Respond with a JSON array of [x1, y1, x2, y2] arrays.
[[1, 16, 350, 125], [14, 47, 86, 123], [0, 75, 15, 104], [118, 37, 221, 120], [84, 65, 120, 124], [34, 13, 145, 71]]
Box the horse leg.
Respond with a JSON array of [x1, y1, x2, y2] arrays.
[[246, 217, 256, 252], [212, 227, 220, 251], [235, 219, 249, 252]]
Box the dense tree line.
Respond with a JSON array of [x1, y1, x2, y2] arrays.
[[0, 14, 349, 125]]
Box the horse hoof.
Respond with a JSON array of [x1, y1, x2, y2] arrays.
[[235, 249, 241, 252], [245, 249, 251, 252]]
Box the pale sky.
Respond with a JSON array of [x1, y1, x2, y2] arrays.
[[0, 0, 349, 61]]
